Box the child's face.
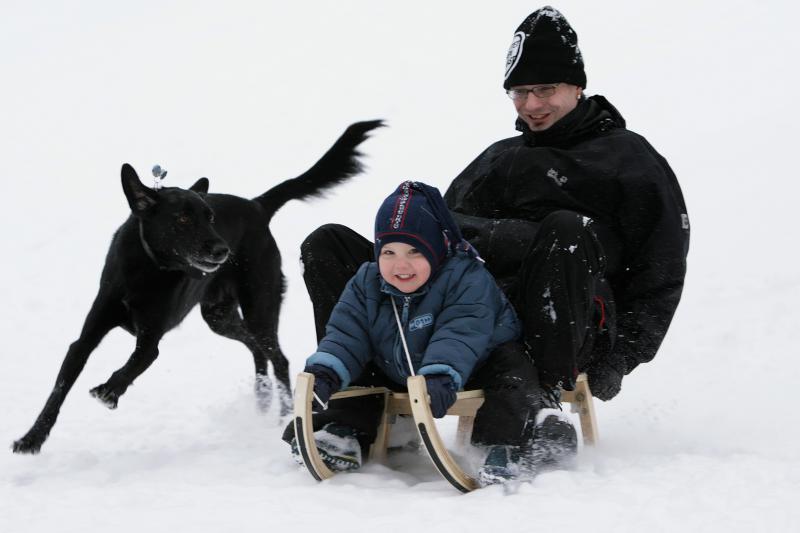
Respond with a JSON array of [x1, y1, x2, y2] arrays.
[[378, 242, 431, 293]]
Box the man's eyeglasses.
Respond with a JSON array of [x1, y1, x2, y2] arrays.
[[506, 84, 560, 101]]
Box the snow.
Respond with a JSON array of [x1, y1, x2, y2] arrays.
[[2, 1, 799, 532], [542, 287, 557, 322], [535, 408, 574, 426]]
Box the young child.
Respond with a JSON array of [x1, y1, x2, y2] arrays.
[[285, 181, 575, 484]]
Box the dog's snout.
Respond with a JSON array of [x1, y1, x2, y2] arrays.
[[208, 241, 230, 262]]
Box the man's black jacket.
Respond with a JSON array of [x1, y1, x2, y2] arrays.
[[444, 95, 690, 374]]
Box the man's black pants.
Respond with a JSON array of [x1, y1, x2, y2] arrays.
[[506, 210, 618, 389]]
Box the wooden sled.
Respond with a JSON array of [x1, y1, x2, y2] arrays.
[[293, 371, 598, 492]]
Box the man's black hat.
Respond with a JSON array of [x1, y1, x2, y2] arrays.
[[504, 6, 586, 89]]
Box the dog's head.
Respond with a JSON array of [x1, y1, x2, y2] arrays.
[[121, 163, 230, 275]]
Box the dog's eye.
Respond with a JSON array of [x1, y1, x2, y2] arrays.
[[176, 214, 191, 225]]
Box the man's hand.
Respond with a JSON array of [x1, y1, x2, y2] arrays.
[[586, 355, 624, 401], [424, 374, 457, 418], [305, 364, 342, 409]]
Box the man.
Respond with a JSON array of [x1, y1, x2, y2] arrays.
[[298, 6, 689, 476], [446, 6, 689, 400]]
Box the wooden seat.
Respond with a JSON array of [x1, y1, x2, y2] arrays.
[[328, 372, 599, 462]]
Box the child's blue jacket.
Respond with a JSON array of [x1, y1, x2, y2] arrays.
[[306, 253, 521, 390]]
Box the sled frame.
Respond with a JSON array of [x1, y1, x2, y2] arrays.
[[293, 372, 597, 491]]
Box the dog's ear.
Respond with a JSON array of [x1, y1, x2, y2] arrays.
[[189, 177, 209, 194], [121, 163, 159, 213]]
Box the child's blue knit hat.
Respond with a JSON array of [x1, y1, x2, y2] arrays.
[[375, 181, 478, 272]]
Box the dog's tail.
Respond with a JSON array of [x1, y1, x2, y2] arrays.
[[254, 120, 385, 220]]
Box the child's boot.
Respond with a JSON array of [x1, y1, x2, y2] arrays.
[[291, 422, 363, 472]]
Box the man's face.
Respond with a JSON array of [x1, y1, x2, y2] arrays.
[[511, 83, 582, 131]]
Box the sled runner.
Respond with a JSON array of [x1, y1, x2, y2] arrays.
[[293, 371, 597, 492]]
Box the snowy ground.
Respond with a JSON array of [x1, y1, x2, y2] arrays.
[[2, 1, 799, 532]]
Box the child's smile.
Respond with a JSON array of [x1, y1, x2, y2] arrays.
[[379, 242, 432, 293]]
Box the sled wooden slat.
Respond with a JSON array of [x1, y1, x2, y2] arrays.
[[293, 372, 335, 481], [559, 373, 598, 445], [381, 389, 485, 417], [329, 386, 392, 399], [406, 375, 480, 492]]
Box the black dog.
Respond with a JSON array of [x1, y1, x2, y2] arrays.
[[13, 120, 383, 454]]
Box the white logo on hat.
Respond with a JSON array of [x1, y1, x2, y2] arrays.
[[505, 31, 525, 80]]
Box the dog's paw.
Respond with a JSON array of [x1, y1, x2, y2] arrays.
[[254, 375, 273, 413], [276, 381, 293, 418], [12, 434, 43, 454], [90, 385, 119, 409]]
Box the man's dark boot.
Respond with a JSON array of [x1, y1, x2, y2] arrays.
[[523, 385, 578, 472]]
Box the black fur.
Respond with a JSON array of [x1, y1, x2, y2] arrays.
[[12, 120, 384, 454]]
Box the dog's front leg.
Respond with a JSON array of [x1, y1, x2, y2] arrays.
[[90, 330, 164, 409], [13, 297, 124, 454]]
